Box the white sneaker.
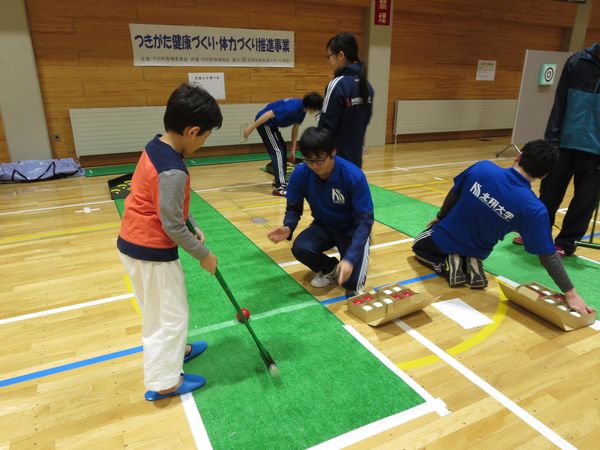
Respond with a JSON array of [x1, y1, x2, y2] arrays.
[[310, 266, 337, 288]]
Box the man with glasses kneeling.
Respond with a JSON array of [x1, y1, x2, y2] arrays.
[[267, 127, 374, 295]]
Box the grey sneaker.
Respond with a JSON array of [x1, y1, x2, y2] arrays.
[[272, 186, 287, 197], [310, 266, 337, 288], [446, 254, 467, 287], [466, 257, 488, 289]]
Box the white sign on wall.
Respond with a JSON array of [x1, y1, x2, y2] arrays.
[[476, 60, 497, 81], [129, 24, 294, 67], [188, 73, 226, 99]]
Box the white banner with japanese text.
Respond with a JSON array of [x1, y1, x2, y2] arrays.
[[129, 24, 294, 67]]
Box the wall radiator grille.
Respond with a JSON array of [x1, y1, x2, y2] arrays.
[[70, 104, 318, 157], [393, 99, 516, 137]]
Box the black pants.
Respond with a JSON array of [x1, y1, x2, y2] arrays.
[[539, 148, 600, 254], [411, 228, 446, 271], [257, 124, 287, 188], [291, 222, 369, 291]]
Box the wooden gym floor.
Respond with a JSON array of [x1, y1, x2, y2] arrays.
[[1, 137, 599, 449]]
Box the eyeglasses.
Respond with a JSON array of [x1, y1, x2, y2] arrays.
[[304, 156, 329, 166]]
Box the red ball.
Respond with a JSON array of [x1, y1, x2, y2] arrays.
[[237, 308, 251, 322]]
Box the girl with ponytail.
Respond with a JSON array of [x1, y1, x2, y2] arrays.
[[319, 32, 374, 169]]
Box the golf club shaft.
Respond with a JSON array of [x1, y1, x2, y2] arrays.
[[185, 219, 276, 369]]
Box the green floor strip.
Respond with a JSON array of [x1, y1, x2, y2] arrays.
[[86, 153, 270, 177], [370, 184, 439, 238], [370, 184, 600, 310], [85, 163, 138, 177], [185, 152, 270, 167], [115, 193, 426, 449]]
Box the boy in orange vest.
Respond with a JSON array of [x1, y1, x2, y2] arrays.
[[117, 84, 222, 400]]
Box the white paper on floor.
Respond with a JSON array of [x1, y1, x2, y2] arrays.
[[432, 298, 494, 329]]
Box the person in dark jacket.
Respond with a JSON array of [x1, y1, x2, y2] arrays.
[[514, 43, 600, 255], [319, 32, 374, 169]]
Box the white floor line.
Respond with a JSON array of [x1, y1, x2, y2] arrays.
[[343, 325, 448, 413], [0, 199, 113, 216], [308, 401, 445, 450], [363, 168, 402, 174], [181, 392, 213, 450], [577, 254, 600, 265], [394, 319, 577, 450], [556, 209, 600, 224], [278, 238, 414, 268], [186, 301, 318, 339], [192, 158, 503, 192], [308, 325, 448, 449], [0, 293, 134, 325], [400, 158, 506, 171], [194, 182, 271, 193]]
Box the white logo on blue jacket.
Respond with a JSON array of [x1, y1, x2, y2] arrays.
[[332, 188, 345, 204]]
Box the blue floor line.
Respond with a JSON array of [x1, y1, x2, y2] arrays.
[[582, 231, 600, 241], [0, 346, 143, 389], [320, 272, 439, 305], [0, 273, 440, 389]]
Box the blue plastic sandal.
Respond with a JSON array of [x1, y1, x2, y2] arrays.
[[184, 341, 208, 363], [145, 373, 206, 401]]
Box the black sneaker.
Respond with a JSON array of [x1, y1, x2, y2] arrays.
[[272, 186, 287, 197], [414, 255, 445, 275], [465, 257, 488, 289], [445, 254, 467, 287]]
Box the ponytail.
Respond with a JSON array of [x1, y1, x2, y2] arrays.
[[326, 32, 369, 104]]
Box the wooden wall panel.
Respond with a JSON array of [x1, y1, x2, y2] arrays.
[[23, 0, 599, 155], [385, 2, 576, 142], [0, 113, 9, 163], [585, 0, 600, 47], [25, 0, 364, 159]]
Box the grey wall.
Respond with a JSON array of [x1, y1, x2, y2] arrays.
[[0, 0, 52, 161], [364, 0, 392, 148]]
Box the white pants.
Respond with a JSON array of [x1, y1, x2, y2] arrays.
[[118, 251, 189, 391]]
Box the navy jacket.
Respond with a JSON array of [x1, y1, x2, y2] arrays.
[[545, 43, 600, 155], [284, 157, 374, 267], [319, 63, 374, 168]]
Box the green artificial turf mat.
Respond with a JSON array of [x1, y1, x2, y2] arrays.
[[185, 152, 269, 166], [85, 164, 138, 177], [115, 192, 427, 449], [86, 153, 270, 177], [367, 184, 600, 310], [486, 236, 600, 309], [370, 184, 439, 238]]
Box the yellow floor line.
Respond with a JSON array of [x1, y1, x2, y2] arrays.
[[0, 222, 120, 245], [124, 275, 142, 317], [397, 291, 509, 370]]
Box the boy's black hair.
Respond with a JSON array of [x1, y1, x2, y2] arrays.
[[163, 84, 223, 135], [519, 139, 559, 178], [302, 92, 323, 111], [298, 127, 335, 159]]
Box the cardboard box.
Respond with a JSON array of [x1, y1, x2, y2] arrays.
[[497, 279, 597, 331], [347, 283, 433, 326]]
